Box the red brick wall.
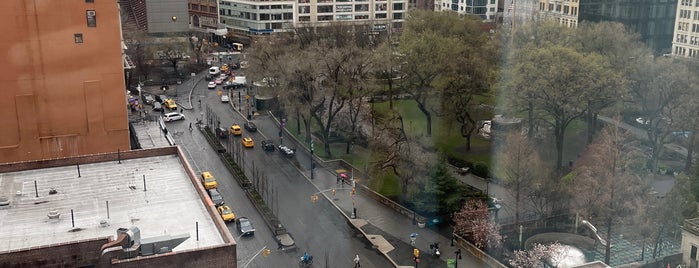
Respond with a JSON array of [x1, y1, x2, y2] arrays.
[[109, 244, 236, 268], [0, 237, 110, 268]]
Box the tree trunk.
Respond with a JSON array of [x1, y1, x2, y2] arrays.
[[586, 109, 594, 144], [388, 75, 394, 109], [416, 100, 432, 137], [685, 132, 696, 173], [527, 101, 534, 140], [296, 109, 301, 135], [465, 134, 471, 151], [555, 120, 565, 169]]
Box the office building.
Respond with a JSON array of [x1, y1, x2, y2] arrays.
[[435, 0, 500, 21], [537, 0, 676, 53], [218, 0, 406, 41], [671, 0, 699, 58]]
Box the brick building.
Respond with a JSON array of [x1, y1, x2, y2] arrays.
[[0, 1, 130, 163]]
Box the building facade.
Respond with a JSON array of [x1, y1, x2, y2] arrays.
[[537, 0, 675, 53], [578, 0, 676, 54], [435, 0, 500, 21], [147, 0, 190, 33], [537, 0, 579, 27], [218, 0, 406, 38], [681, 218, 699, 267], [671, 0, 699, 58], [0, 0, 130, 163], [190, 0, 221, 29]]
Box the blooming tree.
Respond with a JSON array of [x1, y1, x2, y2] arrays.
[[453, 199, 504, 250], [509, 242, 563, 268]]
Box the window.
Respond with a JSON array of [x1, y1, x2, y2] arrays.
[[210, 6, 216, 13], [86, 10, 96, 27], [299, 16, 310, 21], [691, 245, 697, 260], [317, 5, 333, 13], [85, 0, 94, 2], [393, 3, 403, 10], [74, 33, 83, 43]]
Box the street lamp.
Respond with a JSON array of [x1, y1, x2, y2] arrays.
[[310, 139, 315, 180], [454, 248, 462, 268]]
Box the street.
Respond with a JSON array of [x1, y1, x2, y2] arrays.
[[165, 74, 394, 268]]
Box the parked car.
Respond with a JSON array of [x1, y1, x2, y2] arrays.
[[208, 81, 217, 89], [162, 112, 185, 122], [242, 137, 254, 148], [244, 122, 257, 132], [217, 205, 235, 222], [236, 217, 255, 236], [201, 171, 217, 189], [207, 188, 224, 207], [230, 124, 242, 136], [221, 95, 230, 103], [261, 140, 275, 151]]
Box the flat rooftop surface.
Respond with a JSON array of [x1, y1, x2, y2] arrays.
[[0, 155, 224, 252]]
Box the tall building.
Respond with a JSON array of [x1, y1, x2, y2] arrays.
[[218, 0, 406, 40], [671, 0, 699, 58], [579, 0, 676, 54], [435, 0, 500, 21], [537, 0, 676, 54], [0, 0, 130, 163]]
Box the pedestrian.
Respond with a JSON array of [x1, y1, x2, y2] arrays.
[[180, 108, 183, 113], [337, 175, 340, 184], [189, 122, 193, 132], [277, 241, 283, 250], [354, 254, 360, 268]]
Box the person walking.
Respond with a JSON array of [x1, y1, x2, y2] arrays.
[[353, 254, 360, 268], [189, 122, 193, 132]]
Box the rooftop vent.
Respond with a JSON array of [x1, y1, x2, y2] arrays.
[[47, 210, 60, 219]]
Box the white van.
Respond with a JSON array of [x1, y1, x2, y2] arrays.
[[209, 66, 220, 75]]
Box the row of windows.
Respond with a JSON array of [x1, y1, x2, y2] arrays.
[[191, 4, 217, 13], [674, 46, 699, 57], [539, 3, 578, 16], [676, 34, 699, 45], [297, 12, 401, 21], [680, 0, 696, 6]]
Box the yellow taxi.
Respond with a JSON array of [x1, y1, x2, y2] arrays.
[[201, 171, 218, 189], [230, 124, 242, 136], [163, 99, 178, 110], [217, 205, 235, 222], [242, 137, 254, 148]]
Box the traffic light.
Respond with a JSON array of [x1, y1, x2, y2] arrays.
[[413, 248, 420, 258]]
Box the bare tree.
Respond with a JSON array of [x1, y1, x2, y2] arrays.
[[494, 132, 552, 227], [568, 122, 648, 264], [157, 45, 187, 74]]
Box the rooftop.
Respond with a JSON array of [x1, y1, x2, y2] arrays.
[[0, 154, 224, 252]]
